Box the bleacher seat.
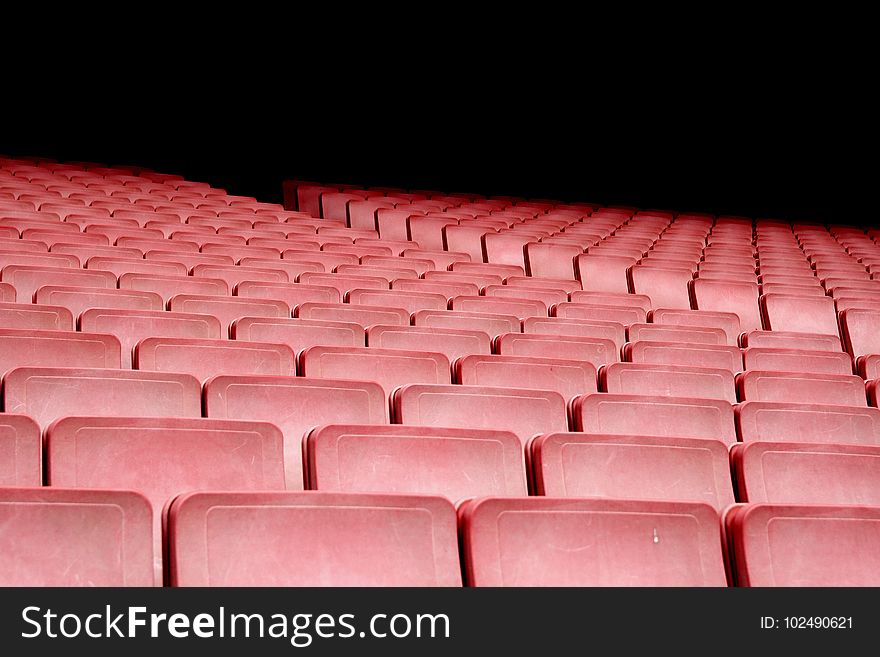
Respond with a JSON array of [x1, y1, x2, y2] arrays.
[[80, 308, 222, 367], [35, 285, 164, 320], [168, 491, 461, 586], [629, 266, 693, 309], [0, 414, 41, 486], [204, 375, 388, 487], [0, 301, 74, 330], [741, 329, 842, 352], [601, 363, 736, 402], [649, 308, 742, 346], [0, 488, 155, 586], [306, 424, 527, 501], [494, 332, 618, 367], [624, 340, 744, 373], [690, 279, 763, 332], [732, 441, 880, 505], [736, 370, 866, 406], [460, 497, 726, 586], [742, 347, 853, 375], [296, 302, 409, 330], [412, 309, 520, 338], [451, 294, 547, 319], [393, 384, 567, 447], [455, 354, 597, 399], [4, 367, 201, 431], [368, 318, 494, 360], [346, 288, 447, 314], [231, 316, 364, 356], [575, 254, 636, 293], [736, 401, 880, 445], [840, 308, 880, 360], [727, 503, 880, 586], [522, 317, 626, 351], [761, 293, 840, 336], [46, 416, 288, 580], [532, 433, 735, 510], [571, 393, 737, 444], [135, 337, 295, 380], [554, 302, 646, 326], [2, 265, 116, 302], [300, 345, 450, 397], [628, 323, 727, 345], [0, 328, 121, 374], [168, 294, 289, 335]]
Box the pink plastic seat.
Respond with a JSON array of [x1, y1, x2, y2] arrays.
[[168, 491, 461, 586], [460, 497, 726, 586], [307, 424, 527, 502], [0, 488, 154, 586], [533, 432, 734, 510]]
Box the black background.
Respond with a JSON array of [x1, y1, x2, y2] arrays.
[[2, 67, 871, 226]]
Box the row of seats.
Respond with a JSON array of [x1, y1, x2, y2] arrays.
[[2, 487, 875, 586]]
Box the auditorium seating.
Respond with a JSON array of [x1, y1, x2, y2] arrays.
[[727, 504, 880, 586], [46, 416, 287, 582], [532, 433, 735, 510], [460, 497, 727, 586], [306, 424, 527, 501], [168, 491, 461, 586], [0, 488, 155, 586], [3, 154, 878, 587]]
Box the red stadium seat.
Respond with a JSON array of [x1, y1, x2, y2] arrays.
[[742, 347, 853, 375], [736, 401, 880, 445], [649, 308, 742, 346], [624, 340, 744, 373], [0, 301, 74, 330], [0, 488, 154, 586], [629, 266, 693, 309], [300, 345, 450, 397], [627, 322, 727, 345], [192, 264, 287, 290], [231, 316, 364, 355], [691, 279, 763, 332], [0, 414, 41, 486], [346, 288, 447, 314], [601, 363, 736, 402], [296, 302, 409, 329], [306, 424, 527, 501], [297, 272, 389, 295], [575, 254, 636, 293], [483, 284, 567, 309], [119, 272, 229, 303], [455, 354, 597, 399], [0, 328, 121, 375], [204, 375, 388, 488], [572, 393, 737, 445], [135, 337, 295, 381], [761, 293, 840, 337], [367, 324, 491, 363], [168, 294, 289, 335], [80, 308, 222, 367], [412, 309, 519, 338], [522, 316, 625, 351], [0, 250, 80, 270], [525, 242, 581, 279], [732, 441, 880, 505], [840, 308, 880, 359], [532, 433, 735, 510], [85, 256, 187, 278], [35, 285, 164, 320], [46, 416, 288, 581], [741, 329, 842, 352], [168, 491, 460, 586], [3, 367, 201, 431], [2, 265, 116, 302], [390, 278, 479, 301], [392, 384, 567, 448], [736, 370, 866, 406], [494, 332, 618, 367], [553, 302, 646, 326], [235, 280, 340, 307], [460, 497, 726, 586], [728, 504, 880, 586]]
